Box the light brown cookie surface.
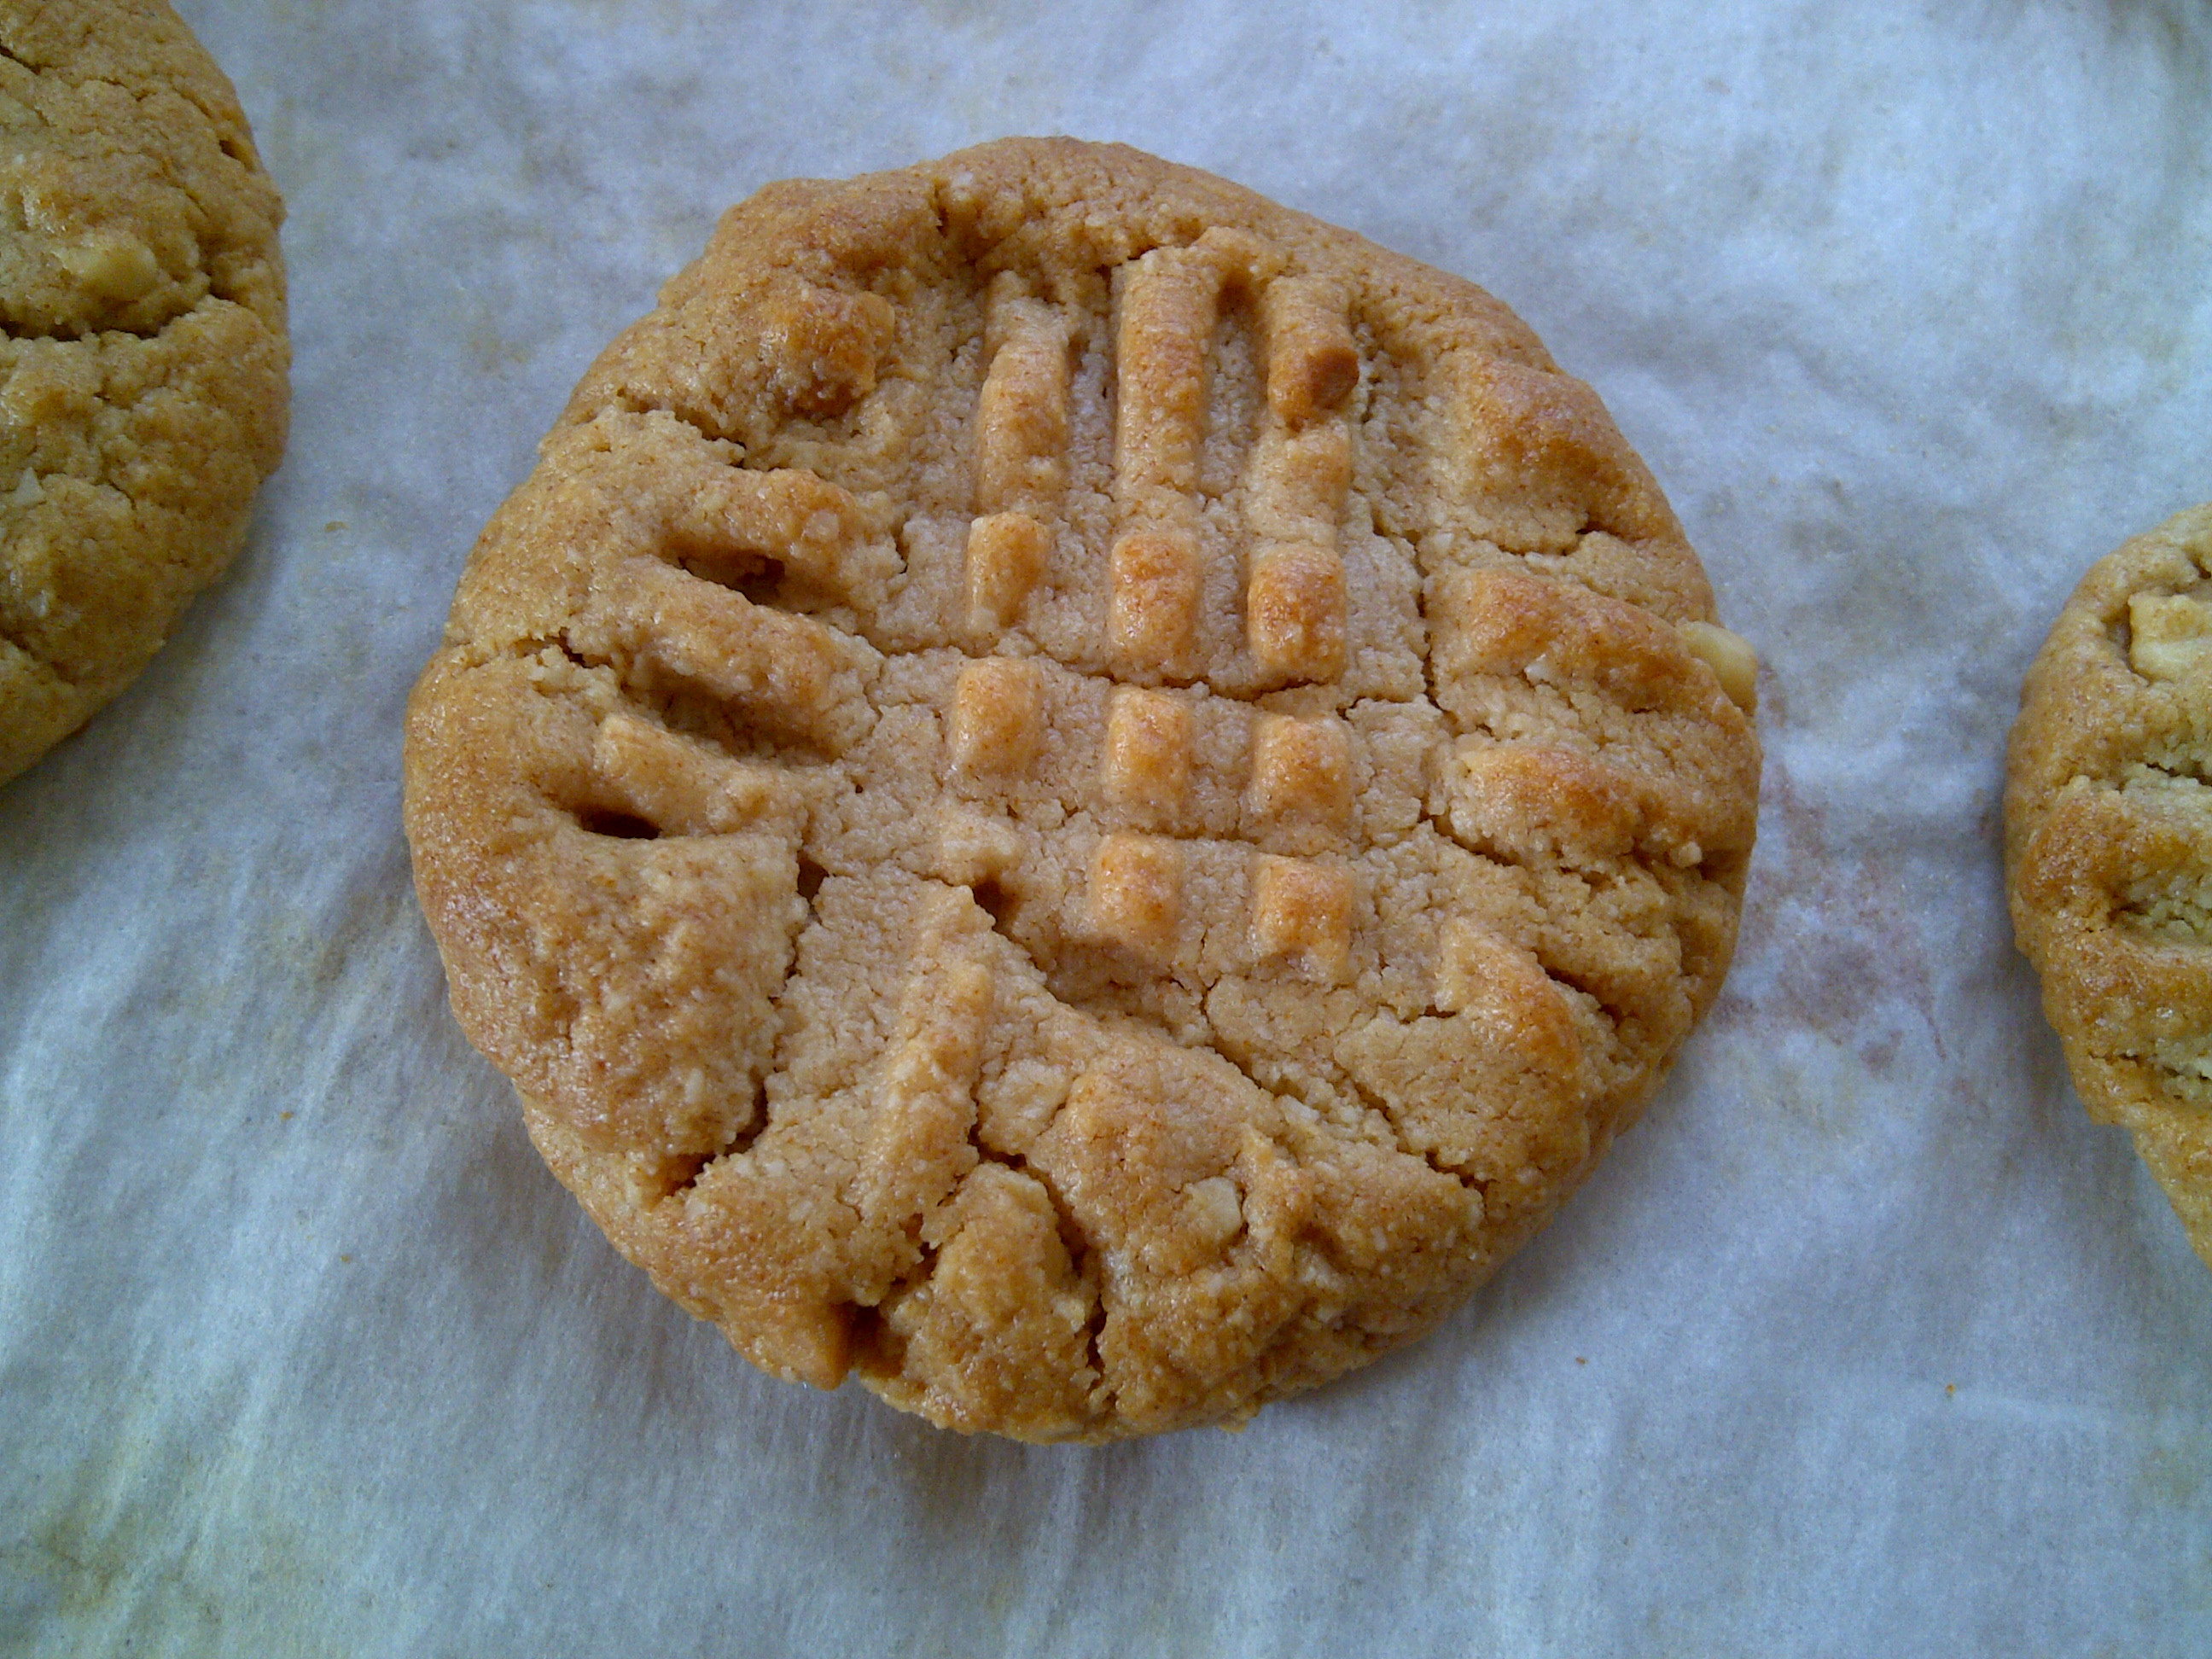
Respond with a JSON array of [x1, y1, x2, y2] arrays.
[[404, 139, 1761, 1441], [0, 0, 288, 786], [2008, 504, 2212, 1269]]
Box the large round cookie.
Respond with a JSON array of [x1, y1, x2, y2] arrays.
[[2009, 504, 2212, 1270], [405, 139, 1761, 1440], [0, 0, 288, 787]]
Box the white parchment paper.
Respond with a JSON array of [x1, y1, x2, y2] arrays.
[[5, 2, 2210, 1651]]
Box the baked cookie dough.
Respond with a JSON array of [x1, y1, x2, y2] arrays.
[[405, 139, 1762, 1440], [0, 0, 288, 786], [2008, 504, 2212, 1269]]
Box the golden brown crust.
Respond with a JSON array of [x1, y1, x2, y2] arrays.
[[0, 0, 288, 784], [404, 139, 1761, 1440], [2006, 504, 2212, 1270]]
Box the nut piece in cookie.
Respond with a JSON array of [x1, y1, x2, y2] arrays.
[[2006, 504, 2212, 1269], [403, 139, 1761, 1441], [0, 0, 288, 787]]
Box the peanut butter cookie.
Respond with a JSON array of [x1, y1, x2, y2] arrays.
[[0, 0, 288, 786], [404, 139, 1761, 1440], [2009, 504, 2212, 1269]]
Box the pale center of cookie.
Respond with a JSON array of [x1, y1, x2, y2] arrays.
[[952, 231, 1363, 976]]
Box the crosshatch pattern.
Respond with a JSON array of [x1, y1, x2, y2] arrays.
[[405, 141, 1761, 1441]]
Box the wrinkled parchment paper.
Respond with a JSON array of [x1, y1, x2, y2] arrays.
[[6, 2, 2210, 1651]]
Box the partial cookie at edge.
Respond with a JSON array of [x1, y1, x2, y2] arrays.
[[0, 0, 289, 786], [2006, 503, 2212, 1270]]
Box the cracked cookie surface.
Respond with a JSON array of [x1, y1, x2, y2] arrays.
[[403, 139, 1761, 1441], [0, 0, 288, 786], [2008, 504, 2212, 1271]]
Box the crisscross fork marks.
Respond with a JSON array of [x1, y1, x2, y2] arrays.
[[957, 234, 1370, 989]]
